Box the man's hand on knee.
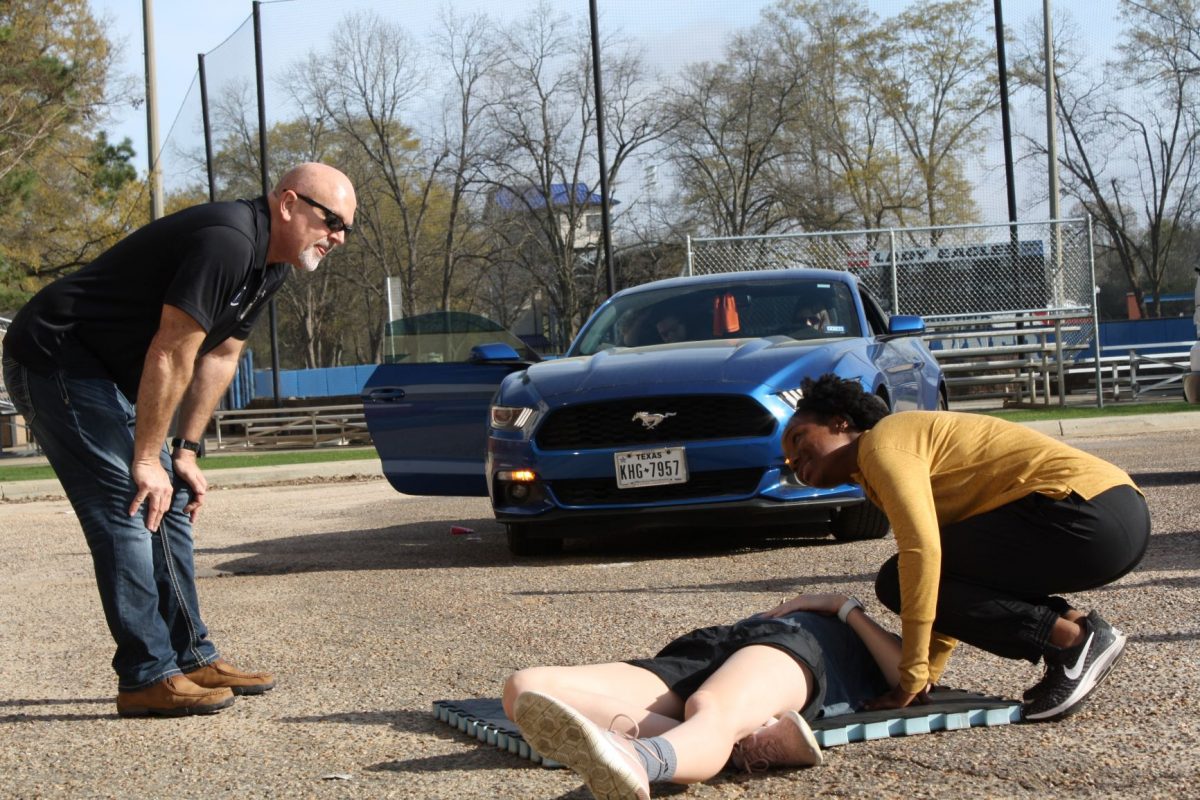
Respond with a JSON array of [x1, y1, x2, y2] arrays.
[[130, 460, 174, 532], [172, 453, 208, 524]]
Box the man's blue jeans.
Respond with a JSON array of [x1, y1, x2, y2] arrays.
[[3, 355, 219, 689]]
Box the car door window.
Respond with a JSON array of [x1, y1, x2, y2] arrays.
[[384, 311, 538, 363], [859, 288, 890, 337]]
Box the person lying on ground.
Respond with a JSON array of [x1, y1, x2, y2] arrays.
[[504, 592, 908, 800]]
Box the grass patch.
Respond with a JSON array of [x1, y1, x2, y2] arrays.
[[980, 401, 1196, 422], [0, 447, 378, 483], [0, 463, 58, 482], [203, 447, 378, 469]]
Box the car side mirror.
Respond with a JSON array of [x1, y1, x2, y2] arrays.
[[469, 342, 523, 363], [885, 315, 926, 337]]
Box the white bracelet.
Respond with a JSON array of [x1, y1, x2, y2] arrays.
[[837, 596, 863, 623]]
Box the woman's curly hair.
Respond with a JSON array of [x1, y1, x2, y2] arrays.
[[790, 374, 891, 431]]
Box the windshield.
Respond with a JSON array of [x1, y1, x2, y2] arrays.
[[571, 278, 863, 356]]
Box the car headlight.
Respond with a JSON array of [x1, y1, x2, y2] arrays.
[[490, 405, 536, 431], [775, 387, 805, 410]]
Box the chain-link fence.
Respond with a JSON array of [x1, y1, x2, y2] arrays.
[[686, 219, 1095, 316], [687, 219, 1103, 404]]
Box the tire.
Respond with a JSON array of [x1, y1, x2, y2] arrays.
[[830, 499, 890, 541], [506, 523, 563, 556], [938, 387, 949, 411]]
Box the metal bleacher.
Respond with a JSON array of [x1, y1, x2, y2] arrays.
[[923, 308, 1093, 405], [0, 315, 25, 452]]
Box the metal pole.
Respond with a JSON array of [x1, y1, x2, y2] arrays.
[[1043, 0, 1061, 224], [252, 1, 281, 406], [1044, 0, 1065, 306], [1054, 317, 1065, 406], [200, 52, 236, 410], [198, 54, 216, 203], [993, 0, 1025, 320], [993, 0, 1018, 226], [1088, 217, 1104, 408], [588, 0, 616, 298], [889, 228, 899, 313], [142, 0, 164, 219]]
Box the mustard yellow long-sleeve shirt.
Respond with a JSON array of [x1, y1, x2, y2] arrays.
[[851, 411, 1138, 693]]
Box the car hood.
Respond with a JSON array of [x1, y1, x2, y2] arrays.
[[520, 338, 866, 400]]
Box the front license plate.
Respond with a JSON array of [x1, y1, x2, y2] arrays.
[[614, 447, 689, 489]]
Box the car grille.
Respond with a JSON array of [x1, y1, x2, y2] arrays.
[[535, 395, 775, 450], [549, 467, 764, 506]]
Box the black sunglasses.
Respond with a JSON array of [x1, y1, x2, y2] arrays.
[[295, 192, 354, 235]]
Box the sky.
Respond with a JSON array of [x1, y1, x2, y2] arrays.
[[89, 0, 759, 169], [91, 0, 254, 165], [89, 0, 1126, 224]]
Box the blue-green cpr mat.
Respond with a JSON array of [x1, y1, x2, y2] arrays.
[[431, 688, 1022, 767]]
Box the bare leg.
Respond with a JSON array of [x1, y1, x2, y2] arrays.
[[503, 662, 685, 737], [660, 645, 813, 784]]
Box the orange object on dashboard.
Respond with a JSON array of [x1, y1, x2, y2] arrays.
[[713, 292, 740, 335]]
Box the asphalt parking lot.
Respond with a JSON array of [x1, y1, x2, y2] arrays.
[[1, 427, 1198, 799]]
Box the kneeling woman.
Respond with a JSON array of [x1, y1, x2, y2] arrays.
[[505, 593, 901, 800], [781, 374, 1149, 722]]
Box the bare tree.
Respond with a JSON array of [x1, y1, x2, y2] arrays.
[[768, 0, 923, 232], [661, 24, 809, 237], [871, 0, 999, 231], [479, 1, 661, 346], [1015, 0, 1200, 316], [660, 0, 988, 241], [205, 82, 270, 199], [428, 9, 502, 313], [298, 11, 444, 323]]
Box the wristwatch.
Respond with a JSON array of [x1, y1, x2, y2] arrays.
[[837, 596, 864, 623], [170, 437, 204, 458]]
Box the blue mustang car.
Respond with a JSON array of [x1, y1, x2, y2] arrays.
[[362, 269, 945, 555]]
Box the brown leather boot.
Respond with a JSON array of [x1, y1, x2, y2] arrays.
[[184, 659, 276, 695], [116, 674, 235, 718]]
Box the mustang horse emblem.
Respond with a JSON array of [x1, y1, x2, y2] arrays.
[[632, 411, 676, 430]]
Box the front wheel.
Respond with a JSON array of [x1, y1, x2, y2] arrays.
[[830, 499, 890, 541], [506, 523, 563, 556]]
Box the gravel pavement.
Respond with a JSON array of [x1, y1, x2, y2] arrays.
[[1, 419, 1198, 799]]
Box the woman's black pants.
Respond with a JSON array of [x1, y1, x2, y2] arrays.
[[874, 485, 1150, 663]]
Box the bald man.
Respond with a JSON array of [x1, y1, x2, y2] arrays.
[[3, 163, 356, 717]]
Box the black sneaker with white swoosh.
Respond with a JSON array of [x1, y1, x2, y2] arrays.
[[1023, 611, 1127, 721]]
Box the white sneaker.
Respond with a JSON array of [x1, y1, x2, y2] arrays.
[[513, 691, 651, 800], [732, 710, 824, 771]]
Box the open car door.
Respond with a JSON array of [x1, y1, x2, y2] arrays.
[[361, 312, 538, 496]]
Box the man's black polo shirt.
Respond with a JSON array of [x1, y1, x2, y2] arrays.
[[5, 197, 290, 401]]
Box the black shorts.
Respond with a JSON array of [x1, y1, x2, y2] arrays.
[[625, 617, 828, 721]]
